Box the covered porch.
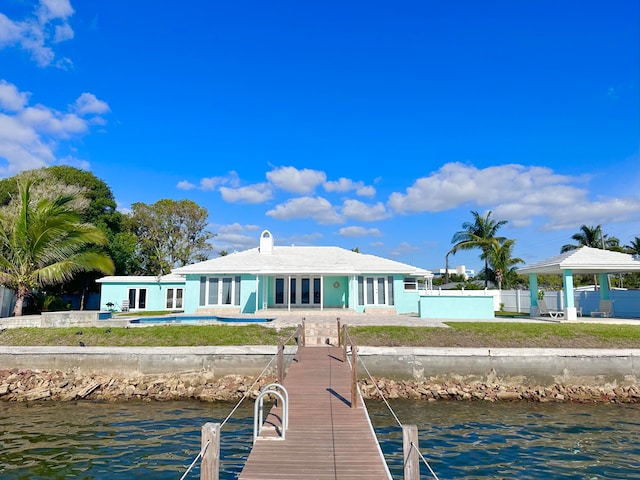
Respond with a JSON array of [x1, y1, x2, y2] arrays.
[[517, 247, 640, 321]]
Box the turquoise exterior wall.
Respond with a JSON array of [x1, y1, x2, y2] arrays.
[[418, 295, 494, 319], [323, 276, 348, 308], [99, 273, 422, 315], [99, 280, 186, 312], [393, 276, 420, 314], [240, 275, 258, 313], [183, 274, 258, 314], [349, 274, 419, 314], [183, 275, 200, 314]]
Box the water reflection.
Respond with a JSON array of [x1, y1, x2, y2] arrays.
[[1, 400, 639, 479], [368, 401, 640, 479]]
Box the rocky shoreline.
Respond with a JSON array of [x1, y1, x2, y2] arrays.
[[1, 368, 639, 403]]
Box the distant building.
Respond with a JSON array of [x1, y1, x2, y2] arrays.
[[431, 265, 474, 280]]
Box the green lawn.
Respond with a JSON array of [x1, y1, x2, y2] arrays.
[[0, 322, 638, 348], [0, 325, 296, 347], [348, 323, 640, 348]]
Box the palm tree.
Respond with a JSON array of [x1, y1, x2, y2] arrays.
[[450, 211, 507, 287], [486, 238, 524, 290], [0, 178, 114, 316], [561, 225, 620, 252], [625, 236, 640, 256]]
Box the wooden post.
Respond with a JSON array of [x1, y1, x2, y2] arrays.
[[277, 340, 284, 384], [403, 425, 419, 480], [342, 325, 347, 362], [337, 318, 341, 347], [296, 324, 302, 363], [201, 422, 220, 480], [350, 343, 358, 409], [302, 318, 306, 347]]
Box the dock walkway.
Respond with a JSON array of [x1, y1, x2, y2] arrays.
[[238, 345, 391, 480]]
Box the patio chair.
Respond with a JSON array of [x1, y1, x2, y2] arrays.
[[590, 300, 613, 318], [537, 299, 564, 318], [121, 300, 130, 312]]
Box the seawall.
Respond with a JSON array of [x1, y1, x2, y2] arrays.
[[1, 346, 638, 386]]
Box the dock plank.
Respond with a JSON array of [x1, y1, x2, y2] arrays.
[[238, 346, 391, 480]]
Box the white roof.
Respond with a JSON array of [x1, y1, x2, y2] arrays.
[[172, 245, 431, 277], [96, 274, 185, 284], [517, 246, 640, 275]]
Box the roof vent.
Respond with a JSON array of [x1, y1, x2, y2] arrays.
[[260, 230, 274, 254]]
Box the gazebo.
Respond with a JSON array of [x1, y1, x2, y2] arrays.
[[517, 246, 640, 320]]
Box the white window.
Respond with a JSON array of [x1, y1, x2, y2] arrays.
[[274, 277, 322, 306], [404, 277, 418, 290], [166, 288, 184, 309], [128, 288, 147, 310], [199, 277, 241, 306], [358, 276, 394, 306]]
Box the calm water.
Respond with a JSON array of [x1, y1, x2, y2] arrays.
[[1, 400, 639, 479]]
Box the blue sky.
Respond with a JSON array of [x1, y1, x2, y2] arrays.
[[1, 0, 638, 273]]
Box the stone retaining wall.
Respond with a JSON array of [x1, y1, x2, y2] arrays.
[[1, 369, 639, 404]]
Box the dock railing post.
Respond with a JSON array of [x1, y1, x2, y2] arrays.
[[337, 318, 341, 347], [302, 317, 306, 347], [296, 323, 302, 363], [402, 425, 419, 480], [277, 340, 284, 384], [201, 422, 220, 480], [342, 325, 347, 362], [350, 341, 358, 409]]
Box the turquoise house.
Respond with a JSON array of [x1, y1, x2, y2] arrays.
[[97, 230, 432, 315]]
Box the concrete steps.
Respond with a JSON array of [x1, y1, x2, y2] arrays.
[[304, 322, 341, 346]]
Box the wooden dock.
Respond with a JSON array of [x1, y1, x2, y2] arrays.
[[238, 345, 392, 480]]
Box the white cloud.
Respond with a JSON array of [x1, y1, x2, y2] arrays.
[[0, 80, 109, 176], [19, 106, 87, 137], [342, 199, 390, 221], [387, 161, 640, 231], [74, 93, 110, 115], [0, 80, 29, 111], [324, 177, 376, 197], [199, 171, 240, 190], [217, 222, 260, 234], [209, 223, 264, 252], [356, 185, 376, 196], [267, 166, 326, 194], [0, 14, 23, 46], [39, 0, 75, 21], [54, 22, 74, 42], [339, 226, 382, 237], [219, 183, 272, 204], [266, 196, 343, 224], [0, 0, 75, 67], [56, 154, 89, 170], [176, 180, 196, 190], [389, 241, 420, 258]]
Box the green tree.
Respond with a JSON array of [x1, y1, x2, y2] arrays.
[[486, 238, 524, 290], [624, 236, 640, 255], [561, 225, 622, 288], [130, 199, 214, 275], [450, 210, 507, 287], [561, 224, 620, 252], [0, 178, 114, 316], [0, 167, 135, 308]]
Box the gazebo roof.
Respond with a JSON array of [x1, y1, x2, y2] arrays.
[[517, 246, 640, 275]]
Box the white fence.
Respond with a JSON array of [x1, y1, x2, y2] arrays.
[[499, 289, 640, 317]]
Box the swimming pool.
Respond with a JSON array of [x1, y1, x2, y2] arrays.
[[128, 315, 275, 325]]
